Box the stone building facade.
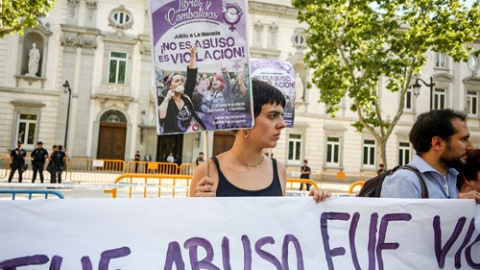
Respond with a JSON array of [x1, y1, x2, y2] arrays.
[[0, 0, 478, 174]]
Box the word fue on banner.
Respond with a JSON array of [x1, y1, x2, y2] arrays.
[[1, 213, 478, 270]]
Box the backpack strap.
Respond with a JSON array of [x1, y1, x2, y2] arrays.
[[400, 165, 429, 199]]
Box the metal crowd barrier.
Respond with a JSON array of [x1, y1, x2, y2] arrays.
[[104, 174, 192, 198], [68, 158, 125, 183], [179, 163, 197, 175], [0, 154, 10, 179], [348, 181, 365, 195], [286, 178, 319, 191], [104, 174, 323, 199], [0, 189, 65, 200], [125, 161, 179, 175]]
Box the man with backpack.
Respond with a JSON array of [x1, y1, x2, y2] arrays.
[[8, 141, 27, 183], [381, 109, 474, 199]]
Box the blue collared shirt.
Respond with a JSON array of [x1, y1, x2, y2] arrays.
[[381, 154, 458, 199]]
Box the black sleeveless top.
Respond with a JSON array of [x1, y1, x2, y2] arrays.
[[212, 156, 283, 197]]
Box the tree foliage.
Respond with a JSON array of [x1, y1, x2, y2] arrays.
[[291, 0, 480, 166], [0, 0, 56, 37]]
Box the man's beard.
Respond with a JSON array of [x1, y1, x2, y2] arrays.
[[440, 143, 465, 169]]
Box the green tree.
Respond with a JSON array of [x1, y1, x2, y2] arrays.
[[0, 0, 55, 37], [291, 0, 480, 167]]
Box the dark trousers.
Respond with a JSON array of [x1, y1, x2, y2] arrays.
[[299, 179, 311, 191], [8, 164, 23, 183], [32, 162, 45, 183], [57, 171, 62, 184], [49, 168, 57, 184]]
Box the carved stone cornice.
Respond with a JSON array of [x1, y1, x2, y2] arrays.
[[248, 1, 297, 18], [79, 37, 97, 49], [61, 36, 80, 47]]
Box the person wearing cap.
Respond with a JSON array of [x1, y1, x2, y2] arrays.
[[31, 141, 49, 183], [8, 141, 27, 183]]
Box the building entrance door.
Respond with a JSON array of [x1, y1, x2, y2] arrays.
[[97, 122, 127, 160], [157, 134, 183, 163]]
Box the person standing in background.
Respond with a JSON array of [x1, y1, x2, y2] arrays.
[[166, 152, 175, 163], [55, 145, 67, 183], [195, 152, 205, 166], [299, 159, 312, 191], [8, 141, 27, 183], [31, 141, 48, 183], [48, 145, 58, 185], [377, 163, 385, 175], [134, 151, 141, 173]]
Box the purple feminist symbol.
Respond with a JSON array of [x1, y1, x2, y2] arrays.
[[222, 4, 242, 32], [232, 59, 242, 71]]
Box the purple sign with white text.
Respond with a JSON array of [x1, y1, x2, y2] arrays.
[[148, 0, 253, 135], [250, 59, 296, 127]]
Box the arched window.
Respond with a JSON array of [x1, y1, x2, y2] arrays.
[[109, 5, 134, 30], [100, 110, 127, 123]]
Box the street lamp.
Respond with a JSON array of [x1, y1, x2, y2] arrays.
[[412, 76, 435, 111], [63, 80, 72, 151]]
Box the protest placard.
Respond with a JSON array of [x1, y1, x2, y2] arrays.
[[1, 197, 478, 269], [149, 0, 253, 135], [250, 59, 296, 127]]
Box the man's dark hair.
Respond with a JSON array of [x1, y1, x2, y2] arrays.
[[409, 109, 467, 154], [252, 79, 285, 118], [304, 159, 308, 163]]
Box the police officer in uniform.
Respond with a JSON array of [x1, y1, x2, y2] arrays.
[[31, 141, 48, 183], [54, 145, 67, 183], [8, 141, 27, 183], [48, 145, 58, 184]]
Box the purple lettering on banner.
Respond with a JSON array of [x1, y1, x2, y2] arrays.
[[368, 213, 379, 270], [81, 256, 93, 270], [242, 235, 252, 270], [465, 225, 480, 269], [221, 237, 231, 270], [434, 216, 467, 269], [184, 237, 220, 270], [255, 236, 282, 270], [320, 212, 350, 270], [281, 234, 304, 270], [98, 246, 131, 270], [376, 213, 412, 270], [49, 255, 63, 270], [0, 255, 49, 269], [164, 241, 185, 270], [455, 219, 476, 269], [348, 212, 362, 270]]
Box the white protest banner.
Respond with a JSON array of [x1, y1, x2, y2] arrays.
[[250, 59, 296, 127], [0, 197, 479, 269], [149, 0, 253, 135]]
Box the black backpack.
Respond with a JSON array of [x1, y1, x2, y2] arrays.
[[358, 165, 428, 198]]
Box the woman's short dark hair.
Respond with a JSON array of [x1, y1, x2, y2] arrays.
[[456, 149, 480, 190], [252, 79, 285, 118], [409, 109, 467, 154]]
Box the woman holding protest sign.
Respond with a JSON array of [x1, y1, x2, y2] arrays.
[[158, 45, 206, 134], [190, 79, 330, 202]]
